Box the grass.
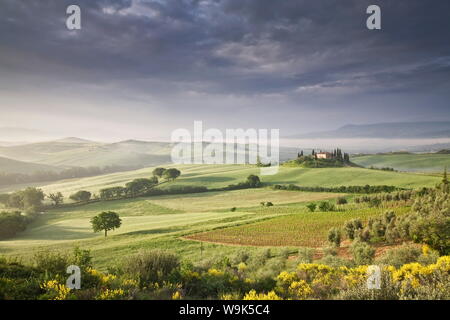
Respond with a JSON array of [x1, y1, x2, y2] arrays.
[[0, 163, 438, 270], [186, 205, 411, 247], [0, 188, 339, 267], [0, 164, 442, 195], [351, 153, 450, 172]]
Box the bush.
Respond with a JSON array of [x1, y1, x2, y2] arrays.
[[122, 250, 180, 286], [327, 227, 341, 247], [350, 241, 375, 265], [0, 211, 30, 239], [296, 248, 315, 263], [318, 202, 335, 212], [344, 219, 363, 240], [317, 255, 351, 268], [336, 197, 347, 205], [231, 250, 250, 265], [33, 251, 70, 276], [306, 203, 316, 212], [375, 244, 422, 268]]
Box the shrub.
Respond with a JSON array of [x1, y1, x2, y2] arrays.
[[327, 227, 342, 247], [0, 211, 29, 239], [266, 202, 274, 207], [230, 207, 236, 212], [33, 251, 70, 276], [318, 201, 335, 212], [231, 250, 250, 265], [246, 175, 261, 188], [306, 203, 316, 212], [296, 248, 315, 263], [336, 197, 347, 205], [350, 241, 375, 265], [344, 219, 363, 240], [375, 244, 423, 268], [122, 250, 180, 286]]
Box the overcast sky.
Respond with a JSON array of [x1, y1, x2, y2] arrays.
[[1, 0, 450, 141]]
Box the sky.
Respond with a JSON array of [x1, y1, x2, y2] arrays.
[[1, 0, 450, 142]]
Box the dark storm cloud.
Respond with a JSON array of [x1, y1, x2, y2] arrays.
[[1, 0, 450, 136]]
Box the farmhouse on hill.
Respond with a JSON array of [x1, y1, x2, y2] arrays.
[[316, 152, 333, 159]]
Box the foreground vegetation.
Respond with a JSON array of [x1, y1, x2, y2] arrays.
[[1, 246, 448, 300]]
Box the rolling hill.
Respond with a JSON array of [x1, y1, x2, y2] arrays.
[[0, 139, 173, 168], [351, 153, 450, 172], [0, 138, 300, 171], [0, 164, 441, 195], [0, 156, 61, 174]]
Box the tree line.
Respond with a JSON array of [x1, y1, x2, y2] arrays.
[[272, 183, 400, 194]]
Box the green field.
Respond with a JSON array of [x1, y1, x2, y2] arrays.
[[0, 163, 442, 270], [0, 164, 441, 195], [351, 153, 450, 172], [187, 206, 410, 247], [0, 188, 343, 268]]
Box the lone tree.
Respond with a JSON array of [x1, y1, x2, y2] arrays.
[[246, 175, 261, 187], [91, 211, 122, 237], [163, 168, 181, 181], [152, 167, 166, 178], [48, 192, 64, 206]]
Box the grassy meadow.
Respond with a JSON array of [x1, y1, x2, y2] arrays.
[[0, 164, 442, 195], [0, 162, 445, 270], [351, 153, 450, 172]]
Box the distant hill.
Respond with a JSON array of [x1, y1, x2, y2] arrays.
[[0, 156, 61, 174], [0, 138, 299, 174], [0, 139, 174, 169], [351, 153, 450, 172], [288, 122, 450, 139]]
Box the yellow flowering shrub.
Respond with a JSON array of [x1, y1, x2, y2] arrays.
[[243, 290, 282, 300], [341, 265, 368, 288], [288, 280, 313, 299], [87, 268, 117, 285], [40, 280, 71, 300], [97, 288, 125, 300], [172, 291, 182, 300], [207, 268, 224, 277]]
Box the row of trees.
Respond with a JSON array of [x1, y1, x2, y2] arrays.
[[272, 183, 399, 194], [0, 168, 183, 211]]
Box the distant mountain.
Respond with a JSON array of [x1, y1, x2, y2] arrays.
[[0, 156, 61, 174], [288, 122, 450, 139]]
